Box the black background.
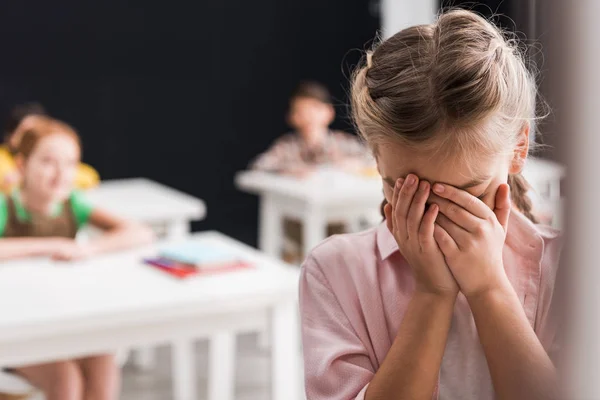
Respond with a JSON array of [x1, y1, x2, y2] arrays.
[[0, 1, 379, 244]]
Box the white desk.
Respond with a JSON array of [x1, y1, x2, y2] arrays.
[[522, 157, 566, 228], [86, 178, 207, 370], [522, 157, 566, 202], [236, 168, 383, 257], [0, 232, 301, 400], [86, 178, 206, 239]]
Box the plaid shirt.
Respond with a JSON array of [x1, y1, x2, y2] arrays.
[[251, 131, 372, 172]]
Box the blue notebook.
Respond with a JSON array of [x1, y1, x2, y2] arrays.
[[159, 243, 238, 266]]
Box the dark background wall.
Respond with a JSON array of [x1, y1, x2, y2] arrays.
[[0, 1, 379, 244]]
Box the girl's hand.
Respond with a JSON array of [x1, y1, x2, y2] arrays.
[[430, 183, 511, 298], [50, 239, 94, 261], [384, 174, 458, 297]]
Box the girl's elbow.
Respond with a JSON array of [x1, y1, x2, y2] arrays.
[[137, 224, 156, 245], [118, 221, 155, 245]]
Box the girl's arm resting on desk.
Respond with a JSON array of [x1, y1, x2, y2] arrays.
[[0, 237, 71, 260], [300, 257, 455, 400], [468, 280, 558, 400], [84, 208, 155, 256]]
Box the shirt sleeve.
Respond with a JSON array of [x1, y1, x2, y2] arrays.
[[70, 191, 94, 228], [250, 135, 304, 172], [333, 132, 371, 158], [330, 132, 376, 171], [0, 195, 7, 237], [299, 255, 374, 400]]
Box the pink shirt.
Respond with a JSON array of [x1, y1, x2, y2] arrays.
[[299, 212, 562, 400]]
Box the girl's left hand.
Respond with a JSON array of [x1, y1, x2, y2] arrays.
[[429, 183, 512, 298]]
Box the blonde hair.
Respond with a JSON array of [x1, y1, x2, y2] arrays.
[[352, 9, 539, 222]]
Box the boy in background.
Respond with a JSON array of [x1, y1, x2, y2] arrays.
[[251, 82, 372, 262]]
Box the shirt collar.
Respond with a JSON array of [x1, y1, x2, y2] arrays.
[[11, 190, 63, 222], [376, 221, 398, 260]]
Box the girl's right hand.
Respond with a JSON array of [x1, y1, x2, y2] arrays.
[[384, 174, 458, 297], [49, 238, 90, 261]]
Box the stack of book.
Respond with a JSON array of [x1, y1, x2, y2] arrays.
[[144, 243, 252, 279]]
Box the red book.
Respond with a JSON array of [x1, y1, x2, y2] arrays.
[[144, 257, 253, 279]]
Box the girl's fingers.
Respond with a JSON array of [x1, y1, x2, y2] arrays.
[[418, 203, 438, 246], [394, 174, 418, 239], [390, 177, 404, 233], [493, 183, 511, 231], [384, 203, 394, 233], [435, 213, 469, 249], [407, 180, 430, 238], [432, 183, 490, 219], [428, 192, 481, 232], [433, 223, 459, 256]]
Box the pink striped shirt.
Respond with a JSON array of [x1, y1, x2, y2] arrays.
[[299, 212, 562, 400]]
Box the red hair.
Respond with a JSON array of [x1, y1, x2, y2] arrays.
[[15, 116, 81, 159]]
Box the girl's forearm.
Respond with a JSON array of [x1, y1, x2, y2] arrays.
[[87, 223, 154, 256], [366, 291, 456, 400], [0, 237, 57, 260], [468, 279, 557, 400]]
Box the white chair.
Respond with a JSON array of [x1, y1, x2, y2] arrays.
[[0, 371, 37, 399]]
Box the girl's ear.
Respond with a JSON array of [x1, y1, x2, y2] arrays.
[[509, 123, 530, 174]]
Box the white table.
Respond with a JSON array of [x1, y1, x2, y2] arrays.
[[522, 157, 566, 228], [522, 157, 566, 202], [0, 232, 301, 400], [86, 178, 206, 239], [86, 178, 207, 370], [236, 168, 383, 258]]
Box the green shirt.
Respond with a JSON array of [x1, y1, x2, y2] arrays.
[[0, 191, 94, 237]]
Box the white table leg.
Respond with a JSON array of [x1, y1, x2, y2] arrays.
[[259, 195, 282, 257], [302, 207, 326, 259], [131, 219, 192, 371], [130, 349, 156, 371], [165, 219, 190, 239], [257, 321, 272, 350], [208, 331, 236, 400], [171, 339, 197, 400], [272, 301, 301, 400], [549, 179, 561, 202]]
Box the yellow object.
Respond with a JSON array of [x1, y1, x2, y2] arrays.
[[75, 162, 100, 189], [0, 145, 100, 193], [0, 146, 17, 194], [358, 166, 380, 178]]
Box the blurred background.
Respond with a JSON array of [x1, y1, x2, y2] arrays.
[[0, 0, 379, 246], [0, 1, 581, 399], [0, 0, 561, 246]]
